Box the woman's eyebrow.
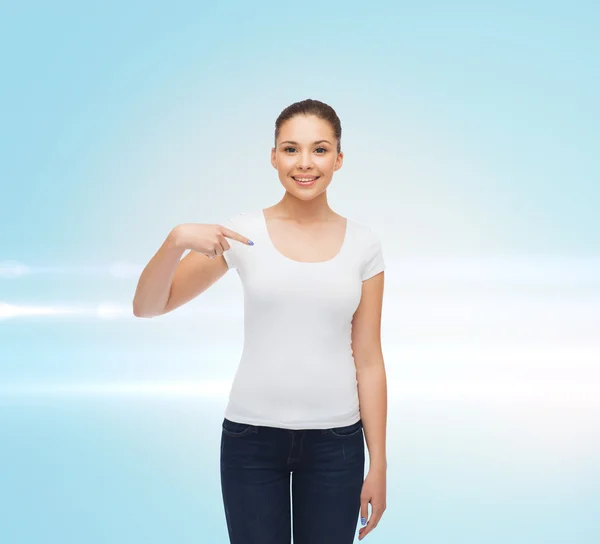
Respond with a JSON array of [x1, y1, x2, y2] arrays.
[[280, 140, 332, 145]]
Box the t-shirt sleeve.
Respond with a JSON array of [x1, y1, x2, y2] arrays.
[[221, 216, 240, 270], [361, 231, 386, 281]]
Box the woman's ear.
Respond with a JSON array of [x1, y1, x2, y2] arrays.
[[271, 147, 277, 169], [335, 151, 344, 171]]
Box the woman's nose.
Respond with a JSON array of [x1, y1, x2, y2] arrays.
[[298, 152, 314, 168]]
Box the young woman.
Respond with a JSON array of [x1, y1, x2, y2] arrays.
[[133, 99, 387, 543]]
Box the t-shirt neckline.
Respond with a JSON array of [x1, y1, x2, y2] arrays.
[[259, 208, 349, 265]]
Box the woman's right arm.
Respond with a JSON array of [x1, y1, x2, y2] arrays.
[[132, 225, 229, 318]]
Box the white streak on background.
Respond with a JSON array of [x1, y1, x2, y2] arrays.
[[0, 301, 240, 319], [1, 295, 598, 323], [0, 256, 599, 282], [0, 380, 597, 403], [0, 302, 82, 318], [0, 261, 143, 278], [0, 302, 134, 319]]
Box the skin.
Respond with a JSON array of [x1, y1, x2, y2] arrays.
[[269, 114, 344, 223], [269, 114, 388, 540]]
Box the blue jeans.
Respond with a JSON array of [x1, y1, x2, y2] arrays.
[[220, 417, 365, 544]]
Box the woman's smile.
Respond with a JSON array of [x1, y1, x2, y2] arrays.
[[292, 175, 320, 186]]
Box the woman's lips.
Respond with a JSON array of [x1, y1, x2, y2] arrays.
[[292, 176, 320, 186]]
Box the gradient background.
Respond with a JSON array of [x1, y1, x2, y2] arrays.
[[1, 1, 599, 543]]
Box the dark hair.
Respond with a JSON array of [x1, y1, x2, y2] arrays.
[[274, 99, 342, 154]]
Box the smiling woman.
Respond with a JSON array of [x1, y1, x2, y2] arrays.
[[132, 98, 387, 544], [270, 110, 344, 200], [217, 100, 388, 544]]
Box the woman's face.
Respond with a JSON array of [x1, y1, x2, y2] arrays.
[[271, 114, 343, 200]]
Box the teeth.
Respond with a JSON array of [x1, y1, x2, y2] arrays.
[[294, 177, 317, 181]]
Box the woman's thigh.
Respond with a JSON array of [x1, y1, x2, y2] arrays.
[[291, 419, 365, 544], [220, 418, 292, 544]]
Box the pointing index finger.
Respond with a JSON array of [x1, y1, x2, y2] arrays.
[[220, 226, 254, 245]]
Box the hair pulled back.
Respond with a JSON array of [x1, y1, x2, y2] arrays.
[[274, 99, 342, 154]]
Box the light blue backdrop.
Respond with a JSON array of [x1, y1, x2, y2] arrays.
[[1, 1, 598, 543]]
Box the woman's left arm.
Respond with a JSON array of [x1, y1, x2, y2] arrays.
[[351, 271, 387, 540]]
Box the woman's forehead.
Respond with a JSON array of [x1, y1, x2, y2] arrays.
[[279, 115, 333, 137]]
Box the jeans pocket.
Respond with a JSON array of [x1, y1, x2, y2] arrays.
[[328, 419, 363, 438], [222, 418, 255, 437]]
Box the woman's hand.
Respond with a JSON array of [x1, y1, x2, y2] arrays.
[[173, 223, 253, 258], [358, 467, 387, 540]]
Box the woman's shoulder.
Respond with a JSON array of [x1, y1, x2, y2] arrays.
[[224, 209, 260, 226], [222, 209, 264, 242], [346, 217, 386, 279], [345, 216, 384, 246]]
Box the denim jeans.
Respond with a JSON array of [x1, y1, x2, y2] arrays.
[[220, 417, 365, 544]]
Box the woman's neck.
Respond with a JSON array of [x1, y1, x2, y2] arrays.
[[271, 192, 336, 223]]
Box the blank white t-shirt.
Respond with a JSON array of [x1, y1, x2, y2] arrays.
[[221, 209, 385, 430]]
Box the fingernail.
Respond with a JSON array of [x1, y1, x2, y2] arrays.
[[361, 517, 367, 525], [248, 240, 254, 245]]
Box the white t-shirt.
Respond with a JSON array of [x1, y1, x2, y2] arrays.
[[221, 209, 385, 430]]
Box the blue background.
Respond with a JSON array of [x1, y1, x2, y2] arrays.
[[1, 1, 599, 542]]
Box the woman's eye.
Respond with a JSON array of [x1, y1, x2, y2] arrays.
[[283, 146, 327, 153]]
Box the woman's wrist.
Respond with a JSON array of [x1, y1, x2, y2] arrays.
[[369, 458, 387, 472]]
